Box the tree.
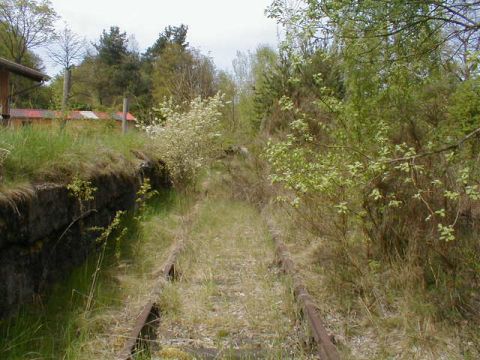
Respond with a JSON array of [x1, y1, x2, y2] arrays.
[[49, 25, 85, 110], [232, 46, 279, 131], [0, 0, 57, 64], [0, 23, 50, 109], [263, 0, 480, 322], [51, 26, 150, 111], [268, 1, 480, 78], [152, 44, 216, 105], [94, 26, 129, 66], [144, 24, 189, 61], [49, 25, 85, 71], [88, 26, 142, 107]]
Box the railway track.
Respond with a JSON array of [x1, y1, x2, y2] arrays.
[[269, 225, 340, 360], [116, 209, 339, 360]]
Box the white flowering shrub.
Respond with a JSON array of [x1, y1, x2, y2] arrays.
[[0, 147, 8, 165], [0, 142, 11, 180], [139, 93, 225, 186]]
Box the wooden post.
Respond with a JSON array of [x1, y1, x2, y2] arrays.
[[122, 97, 129, 134], [0, 69, 10, 123], [232, 94, 235, 131], [62, 68, 71, 111]]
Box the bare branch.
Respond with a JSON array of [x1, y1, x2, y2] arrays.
[[0, 0, 57, 63], [48, 25, 86, 70], [387, 127, 480, 164]]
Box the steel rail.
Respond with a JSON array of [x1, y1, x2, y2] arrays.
[[116, 240, 184, 360], [269, 224, 341, 360]]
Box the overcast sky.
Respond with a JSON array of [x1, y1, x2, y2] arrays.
[[45, 0, 279, 75]]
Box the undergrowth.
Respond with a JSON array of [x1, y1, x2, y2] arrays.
[[224, 149, 480, 359]]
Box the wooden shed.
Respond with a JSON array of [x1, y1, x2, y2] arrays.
[[8, 109, 137, 128], [0, 57, 50, 122]]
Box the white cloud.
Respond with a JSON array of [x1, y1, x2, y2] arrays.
[[46, 0, 279, 74]]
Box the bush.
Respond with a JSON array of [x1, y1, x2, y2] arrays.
[[139, 93, 226, 187]]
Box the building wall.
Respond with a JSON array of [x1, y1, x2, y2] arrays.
[[9, 118, 53, 127], [8, 118, 131, 131]]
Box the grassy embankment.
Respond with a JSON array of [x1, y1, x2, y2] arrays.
[[0, 121, 175, 359], [0, 123, 155, 190]]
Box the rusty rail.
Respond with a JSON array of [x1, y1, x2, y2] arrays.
[[269, 225, 340, 360], [116, 240, 184, 360]]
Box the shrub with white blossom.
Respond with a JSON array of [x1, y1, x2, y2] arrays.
[[0, 142, 11, 180], [139, 93, 226, 186]]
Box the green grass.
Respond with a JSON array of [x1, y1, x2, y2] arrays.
[[0, 190, 181, 360], [0, 251, 116, 359], [0, 123, 154, 188]]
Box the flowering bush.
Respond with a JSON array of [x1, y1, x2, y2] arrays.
[[139, 93, 225, 186], [0, 147, 8, 165], [0, 143, 11, 180]]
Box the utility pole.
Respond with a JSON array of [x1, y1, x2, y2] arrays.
[[232, 84, 237, 132], [122, 97, 129, 134], [232, 94, 235, 131]]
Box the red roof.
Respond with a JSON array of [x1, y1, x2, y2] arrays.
[[10, 109, 137, 122]]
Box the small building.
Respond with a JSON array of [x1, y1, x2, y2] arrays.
[[0, 57, 50, 121], [9, 109, 137, 128], [1, 57, 137, 128]]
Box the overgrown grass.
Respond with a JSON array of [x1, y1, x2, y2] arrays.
[[271, 213, 480, 360], [0, 190, 183, 359], [0, 123, 154, 188], [150, 165, 315, 359]]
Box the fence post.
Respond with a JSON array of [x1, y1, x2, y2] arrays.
[[122, 97, 129, 134], [0, 69, 10, 125]]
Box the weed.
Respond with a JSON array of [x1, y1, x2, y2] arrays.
[[86, 210, 127, 313], [135, 178, 158, 221], [67, 177, 97, 204], [157, 283, 181, 316]]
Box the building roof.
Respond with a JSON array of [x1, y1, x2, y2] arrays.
[[0, 57, 50, 82], [10, 109, 137, 122]]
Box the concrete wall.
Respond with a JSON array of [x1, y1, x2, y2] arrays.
[[0, 161, 170, 318]]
